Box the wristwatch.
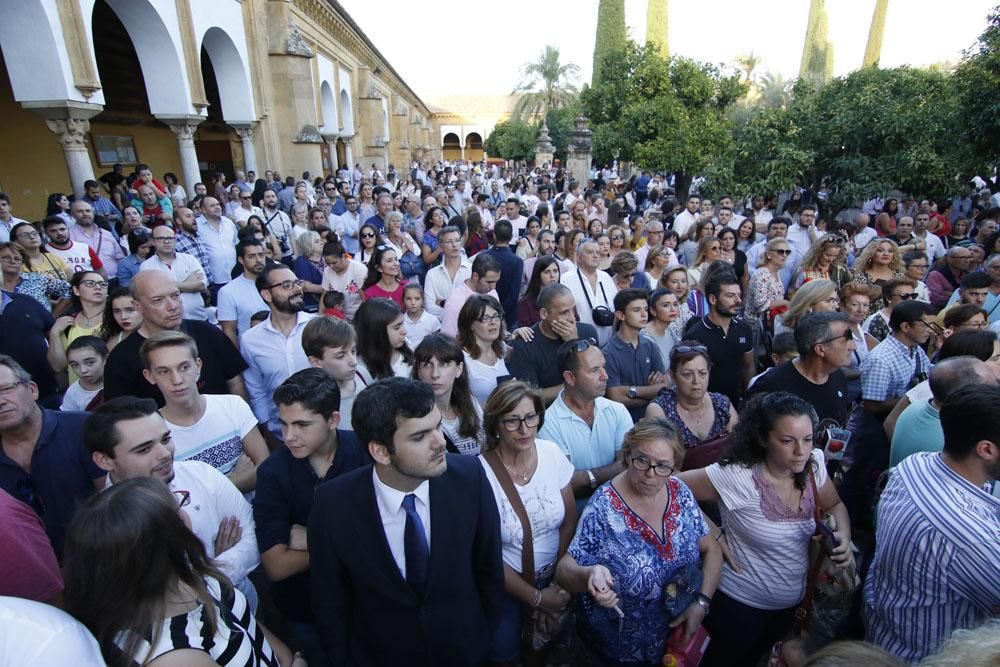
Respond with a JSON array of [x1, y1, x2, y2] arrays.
[[586, 469, 597, 489], [694, 593, 711, 614], [627, 386, 638, 399]]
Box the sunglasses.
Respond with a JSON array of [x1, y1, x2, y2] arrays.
[[893, 293, 918, 300], [816, 330, 852, 346], [771, 248, 793, 256], [674, 344, 708, 355], [360, 232, 376, 239]]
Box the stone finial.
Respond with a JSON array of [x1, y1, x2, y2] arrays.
[[294, 125, 324, 144], [286, 23, 314, 57]]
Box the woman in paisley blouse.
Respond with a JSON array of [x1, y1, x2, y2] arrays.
[[0, 242, 71, 312], [556, 417, 721, 666], [744, 238, 791, 331]]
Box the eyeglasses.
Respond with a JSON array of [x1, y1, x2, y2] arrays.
[[565, 338, 598, 354], [266, 278, 304, 290], [815, 330, 852, 346], [771, 248, 793, 256], [0, 255, 22, 264], [674, 344, 708, 355], [79, 279, 109, 289], [152, 235, 175, 241], [609, 235, 624, 241], [173, 489, 191, 509], [823, 235, 847, 245], [911, 320, 944, 335], [360, 232, 376, 239], [893, 292, 918, 300], [0, 379, 28, 396], [627, 454, 675, 477], [907, 263, 929, 270], [500, 413, 540, 432], [15, 230, 39, 239], [476, 313, 503, 324]]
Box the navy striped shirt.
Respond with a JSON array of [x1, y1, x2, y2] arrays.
[[863, 452, 1000, 662]]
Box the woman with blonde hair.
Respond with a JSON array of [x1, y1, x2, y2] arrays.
[[643, 244, 673, 288], [607, 224, 628, 261], [794, 233, 850, 289], [774, 279, 839, 335], [687, 236, 723, 287], [851, 238, 905, 316], [744, 237, 791, 331]]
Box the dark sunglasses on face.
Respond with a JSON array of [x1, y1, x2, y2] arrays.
[[360, 232, 376, 239], [772, 248, 793, 256], [893, 292, 918, 300]]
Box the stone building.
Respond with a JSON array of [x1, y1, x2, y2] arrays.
[[0, 0, 439, 218]]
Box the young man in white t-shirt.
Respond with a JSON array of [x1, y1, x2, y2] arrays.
[[139, 330, 268, 493], [303, 316, 359, 431], [320, 238, 367, 321]]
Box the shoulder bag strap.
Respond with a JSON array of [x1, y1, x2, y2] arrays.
[[482, 449, 535, 586], [793, 468, 824, 636], [576, 268, 596, 312]]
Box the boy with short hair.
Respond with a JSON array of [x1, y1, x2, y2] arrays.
[[61, 336, 108, 411], [302, 316, 359, 431]]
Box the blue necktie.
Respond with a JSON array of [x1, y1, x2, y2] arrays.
[[402, 493, 429, 593]]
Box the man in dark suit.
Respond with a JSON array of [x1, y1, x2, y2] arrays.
[[309, 377, 503, 666]]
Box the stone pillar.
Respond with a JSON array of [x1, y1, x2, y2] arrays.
[[566, 116, 593, 186], [232, 124, 258, 173], [342, 136, 354, 171], [533, 122, 555, 167], [24, 102, 102, 198], [158, 115, 205, 195]]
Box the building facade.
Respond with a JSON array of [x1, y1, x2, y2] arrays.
[[0, 0, 439, 219]]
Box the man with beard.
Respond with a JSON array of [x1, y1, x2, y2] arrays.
[[84, 396, 261, 610], [42, 216, 105, 276], [217, 239, 270, 344], [68, 200, 124, 277], [259, 188, 294, 264], [172, 207, 214, 284], [683, 271, 754, 407], [103, 271, 247, 404], [241, 265, 315, 436]]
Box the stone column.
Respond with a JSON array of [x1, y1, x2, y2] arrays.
[[158, 115, 205, 195], [566, 116, 594, 186], [232, 124, 258, 174], [342, 136, 354, 171], [533, 122, 555, 167], [24, 102, 102, 198]]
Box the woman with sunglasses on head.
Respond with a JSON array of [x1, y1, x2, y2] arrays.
[[361, 243, 406, 307], [556, 417, 721, 666], [678, 392, 852, 667], [355, 222, 383, 266], [353, 297, 413, 384], [457, 294, 510, 408], [413, 333, 486, 456], [744, 238, 792, 332], [862, 278, 918, 344], [480, 381, 576, 666], [851, 238, 905, 317], [647, 342, 737, 450], [793, 233, 850, 291], [47, 270, 108, 382], [64, 476, 294, 667]]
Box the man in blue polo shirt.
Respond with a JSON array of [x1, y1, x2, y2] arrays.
[[0, 356, 104, 557], [603, 288, 668, 422], [485, 219, 524, 329], [254, 368, 365, 665], [539, 340, 630, 507], [364, 192, 391, 235]]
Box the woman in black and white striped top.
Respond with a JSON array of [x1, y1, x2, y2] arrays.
[[63, 477, 297, 667]]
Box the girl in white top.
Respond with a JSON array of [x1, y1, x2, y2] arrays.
[[457, 294, 509, 407], [354, 297, 414, 385], [678, 392, 854, 667], [413, 333, 486, 456], [402, 284, 441, 349]]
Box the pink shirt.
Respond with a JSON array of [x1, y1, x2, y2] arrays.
[[363, 280, 407, 307], [441, 281, 499, 337]]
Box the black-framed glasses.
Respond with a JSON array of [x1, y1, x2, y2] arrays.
[[771, 248, 793, 256], [15, 230, 39, 239], [476, 313, 503, 324], [152, 235, 175, 241], [500, 413, 540, 432], [79, 279, 109, 289], [266, 278, 304, 290], [173, 489, 191, 509], [816, 330, 852, 346], [627, 454, 675, 477]]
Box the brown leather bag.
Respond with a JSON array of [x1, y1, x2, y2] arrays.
[[681, 432, 732, 471]]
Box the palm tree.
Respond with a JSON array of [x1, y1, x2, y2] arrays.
[[758, 72, 792, 109], [735, 51, 761, 85], [511, 46, 581, 122]]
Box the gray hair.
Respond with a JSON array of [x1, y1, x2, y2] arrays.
[[537, 283, 572, 311], [794, 311, 850, 357], [385, 210, 404, 226], [0, 355, 31, 384], [295, 230, 320, 257], [291, 203, 309, 218]]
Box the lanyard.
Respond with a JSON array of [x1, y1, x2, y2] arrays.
[[576, 268, 608, 309]]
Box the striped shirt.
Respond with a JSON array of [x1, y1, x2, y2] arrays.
[[117, 577, 278, 666], [864, 452, 1000, 662]]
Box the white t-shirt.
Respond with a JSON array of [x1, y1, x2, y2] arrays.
[[479, 438, 574, 573], [217, 274, 269, 337], [164, 395, 258, 475], [140, 252, 209, 321], [705, 448, 828, 610], [321, 260, 368, 321], [0, 596, 105, 667], [463, 350, 509, 407], [356, 354, 413, 386], [338, 381, 356, 431], [404, 310, 441, 349], [60, 381, 101, 412]]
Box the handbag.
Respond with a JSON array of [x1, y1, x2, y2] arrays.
[[680, 432, 732, 471], [482, 450, 568, 661], [577, 268, 615, 327], [399, 248, 426, 281]]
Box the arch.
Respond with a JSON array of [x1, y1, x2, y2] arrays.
[[200, 26, 254, 122], [339, 88, 354, 134], [0, 0, 69, 100], [98, 0, 189, 115], [320, 81, 336, 131], [464, 132, 483, 149], [442, 132, 461, 162]]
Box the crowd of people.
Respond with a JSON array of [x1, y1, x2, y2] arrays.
[[0, 159, 998, 667]]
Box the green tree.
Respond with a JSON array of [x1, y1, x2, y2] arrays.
[[800, 0, 834, 83], [863, 0, 890, 67], [646, 0, 669, 60], [483, 120, 539, 162], [511, 46, 580, 122], [592, 0, 627, 85], [581, 41, 746, 198], [955, 5, 1000, 174]]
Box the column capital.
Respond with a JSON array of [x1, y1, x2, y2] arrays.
[[231, 123, 258, 141], [44, 118, 92, 150], [156, 114, 205, 142]]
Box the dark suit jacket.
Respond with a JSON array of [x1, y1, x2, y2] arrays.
[[309, 455, 504, 666], [485, 245, 524, 329]]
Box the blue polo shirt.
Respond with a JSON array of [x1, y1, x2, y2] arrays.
[[252, 429, 366, 622], [365, 214, 386, 235], [539, 393, 631, 472], [0, 409, 104, 557], [603, 332, 666, 422]]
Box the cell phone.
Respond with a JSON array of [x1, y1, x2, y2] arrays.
[[816, 521, 839, 553]]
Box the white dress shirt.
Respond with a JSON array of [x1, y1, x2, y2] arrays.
[[372, 468, 431, 580], [140, 252, 209, 321], [240, 311, 315, 433], [196, 216, 239, 285], [560, 268, 618, 345], [423, 260, 472, 319]]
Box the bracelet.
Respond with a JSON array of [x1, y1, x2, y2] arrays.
[[532, 589, 542, 609]]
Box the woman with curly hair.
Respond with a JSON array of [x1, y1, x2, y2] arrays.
[[851, 238, 905, 316], [793, 233, 851, 290], [679, 392, 853, 667]]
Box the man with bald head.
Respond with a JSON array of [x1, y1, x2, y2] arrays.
[[853, 212, 876, 254], [69, 199, 124, 276], [103, 271, 247, 404], [195, 195, 239, 298]]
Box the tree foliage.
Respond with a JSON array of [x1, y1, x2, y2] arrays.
[[592, 0, 627, 85], [645, 0, 669, 60], [511, 46, 581, 122], [955, 5, 1000, 170], [484, 105, 579, 163]]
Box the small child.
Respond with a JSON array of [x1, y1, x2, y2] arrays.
[[402, 283, 440, 349], [322, 290, 346, 320], [302, 316, 359, 431], [748, 331, 799, 389], [61, 335, 108, 411], [249, 310, 271, 328]]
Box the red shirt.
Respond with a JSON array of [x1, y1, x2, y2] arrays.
[[0, 489, 63, 601]]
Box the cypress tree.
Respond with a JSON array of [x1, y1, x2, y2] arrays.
[[863, 0, 889, 67], [646, 0, 669, 60], [592, 0, 627, 85]]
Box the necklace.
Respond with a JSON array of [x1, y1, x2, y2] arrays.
[[499, 448, 534, 483], [677, 398, 706, 426]]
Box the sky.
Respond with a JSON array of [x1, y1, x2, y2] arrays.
[[336, 0, 996, 103]]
